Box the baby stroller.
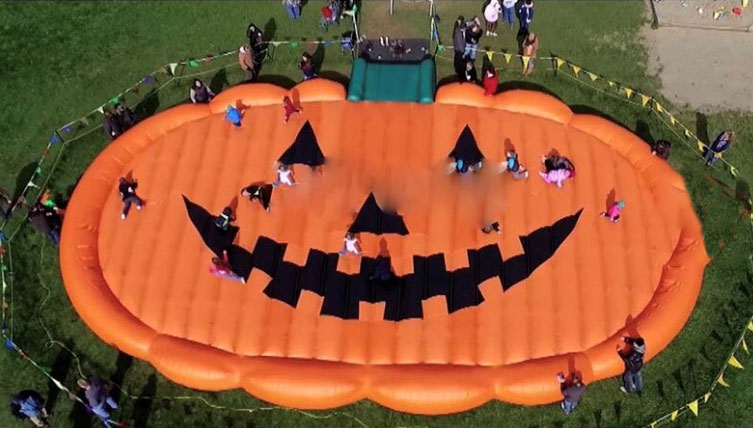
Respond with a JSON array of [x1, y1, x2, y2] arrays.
[[319, 0, 341, 31]]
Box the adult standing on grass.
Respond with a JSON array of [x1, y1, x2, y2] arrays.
[[103, 110, 122, 141], [452, 16, 467, 74], [238, 45, 256, 82], [518, 0, 534, 31], [522, 33, 539, 76], [189, 79, 215, 104], [77, 377, 119, 428], [484, 0, 501, 36], [557, 372, 586, 415], [502, 0, 516, 30], [617, 336, 646, 394], [10, 390, 50, 427], [283, 0, 302, 20], [114, 103, 136, 131], [704, 130, 734, 167], [463, 17, 483, 61]]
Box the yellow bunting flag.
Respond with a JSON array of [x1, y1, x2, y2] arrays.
[[608, 81, 615, 87], [729, 355, 744, 369], [655, 102, 664, 113], [697, 140, 706, 152], [650, 422, 657, 428], [570, 64, 581, 76], [731, 166, 739, 178], [670, 410, 679, 421], [718, 373, 730, 387], [684, 128, 692, 138], [669, 115, 676, 125], [586, 71, 599, 81], [688, 400, 699, 417], [486, 51, 494, 61], [96, 106, 104, 115], [167, 63, 178, 75], [704, 392, 712, 403], [555, 57, 565, 69], [503, 53, 512, 64], [641, 94, 651, 107], [747, 321, 753, 332], [713, 11, 722, 19], [744, 0, 749, 8], [624, 87, 634, 99], [743, 338, 749, 354], [522, 56, 531, 72]]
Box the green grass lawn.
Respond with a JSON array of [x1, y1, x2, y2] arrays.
[[1, 1, 753, 427]]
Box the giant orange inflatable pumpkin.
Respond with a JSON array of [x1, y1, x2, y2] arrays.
[[60, 79, 708, 414]]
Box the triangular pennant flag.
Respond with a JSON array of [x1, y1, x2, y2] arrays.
[[188, 60, 199, 68], [168, 63, 178, 75], [522, 56, 530, 72], [437, 44, 445, 52], [143, 75, 155, 85], [271, 41, 282, 47], [486, 51, 494, 61], [131, 84, 139, 94], [641, 94, 651, 107], [743, 338, 749, 354], [96, 106, 105, 115], [109, 95, 120, 105], [670, 410, 679, 421], [684, 128, 692, 138], [747, 321, 753, 332], [688, 400, 699, 417], [624, 87, 634, 99], [570, 64, 581, 76], [586, 71, 599, 81], [503, 53, 512, 64], [555, 58, 565, 69], [729, 355, 744, 369], [669, 115, 676, 125], [290, 41, 299, 48], [704, 391, 712, 403], [697, 140, 706, 152], [323, 40, 332, 47], [608, 81, 615, 87], [655, 102, 664, 113], [80, 117, 90, 126], [744, 0, 749, 8], [650, 422, 657, 428]]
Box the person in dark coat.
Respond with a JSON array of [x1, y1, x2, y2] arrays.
[[103, 111, 122, 141], [518, 0, 534, 30], [557, 372, 586, 415], [459, 58, 478, 84], [241, 184, 273, 212], [189, 79, 215, 104], [118, 176, 144, 220], [452, 16, 467, 74], [27, 202, 62, 245], [114, 103, 136, 131], [617, 336, 646, 394], [704, 130, 734, 166]]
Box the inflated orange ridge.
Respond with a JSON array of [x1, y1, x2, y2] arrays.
[[60, 79, 708, 414]]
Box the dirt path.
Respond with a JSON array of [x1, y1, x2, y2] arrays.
[[646, 1, 753, 111]]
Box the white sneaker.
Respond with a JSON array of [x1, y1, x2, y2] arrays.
[[121, 213, 126, 220], [136, 205, 143, 211], [620, 386, 627, 394]]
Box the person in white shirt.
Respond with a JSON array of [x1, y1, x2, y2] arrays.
[[273, 164, 296, 187], [339, 232, 361, 256], [502, 0, 516, 29]]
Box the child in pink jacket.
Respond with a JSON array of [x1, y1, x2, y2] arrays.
[[601, 201, 626, 223]]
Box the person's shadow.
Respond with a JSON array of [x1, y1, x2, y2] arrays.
[[45, 346, 74, 415], [634, 120, 655, 148], [312, 43, 326, 73], [696, 112, 710, 144], [209, 68, 230, 94], [108, 352, 134, 403], [131, 374, 158, 428], [605, 188, 616, 212]]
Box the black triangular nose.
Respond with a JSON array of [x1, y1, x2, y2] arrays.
[[278, 120, 326, 167], [348, 193, 409, 235], [448, 125, 485, 165]]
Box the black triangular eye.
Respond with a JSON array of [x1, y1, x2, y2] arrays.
[[348, 193, 409, 235], [278, 120, 325, 167], [448, 125, 485, 165]]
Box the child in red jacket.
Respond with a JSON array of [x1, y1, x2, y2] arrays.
[[483, 68, 499, 96]]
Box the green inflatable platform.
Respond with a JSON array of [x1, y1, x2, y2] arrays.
[[347, 58, 436, 103]]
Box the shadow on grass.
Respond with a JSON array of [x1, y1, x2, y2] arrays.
[[131, 374, 158, 428], [69, 389, 93, 428], [635, 120, 655, 147], [134, 89, 161, 119], [13, 161, 38, 202], [46, 345, 74, 414], [256, 74, 297, 89], [108, 352, 133, 403], [319, 70, 350, 88], [210, 68, 230, 94], [696, 112, 710, 144]]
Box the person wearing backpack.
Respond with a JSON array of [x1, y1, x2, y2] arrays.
[[617, 336, 646, 394]]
